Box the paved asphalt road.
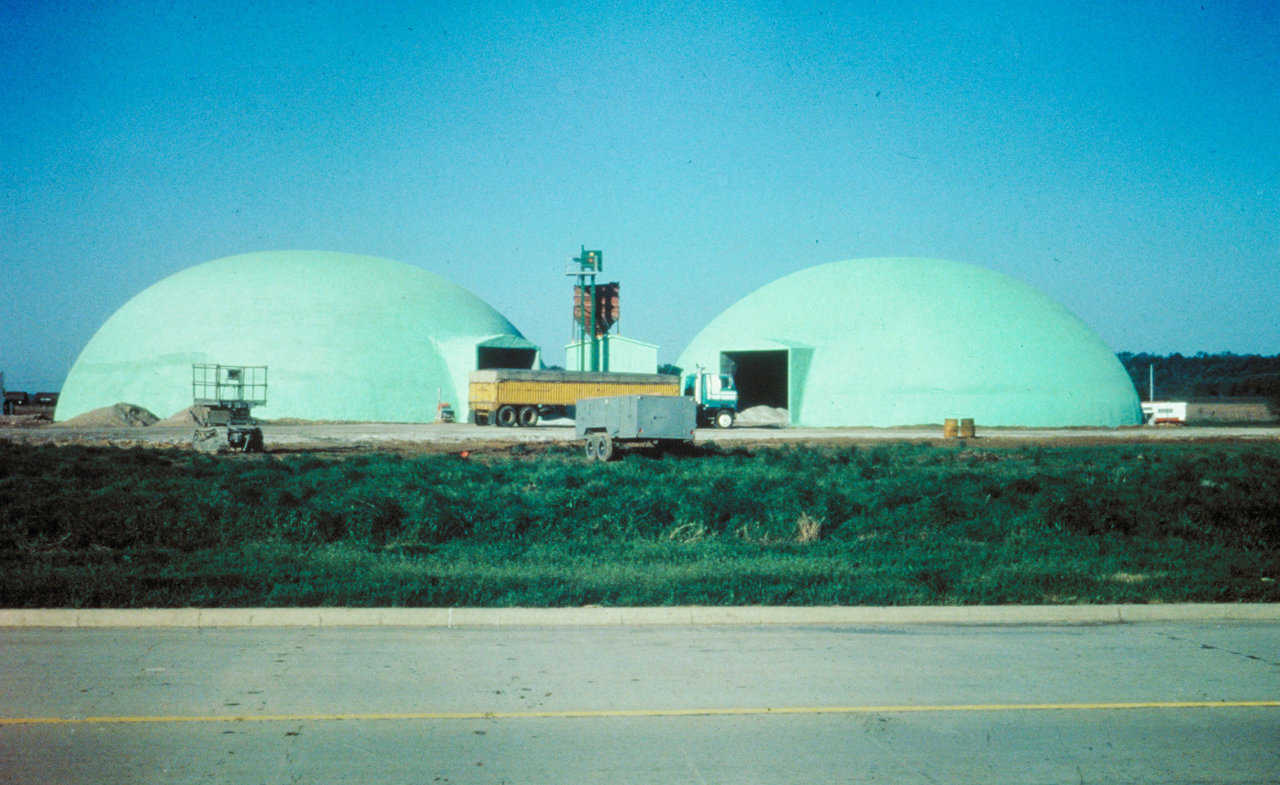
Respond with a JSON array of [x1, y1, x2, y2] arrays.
[[2, 622, 1278, 783]]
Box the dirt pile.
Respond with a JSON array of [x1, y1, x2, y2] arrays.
[[155, 405, 213, 426], [55, 403, 160, 428]]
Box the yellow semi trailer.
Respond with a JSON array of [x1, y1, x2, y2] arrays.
[[468, 369, 679, 426]]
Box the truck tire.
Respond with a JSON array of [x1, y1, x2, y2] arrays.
[[495, 405, 518, 427], [584, 434, 599, 461], [517, 405, 539, 427], [714, 409, 735, 429]]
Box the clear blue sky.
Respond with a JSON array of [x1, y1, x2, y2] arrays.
[[3, 0, 1277, 391]]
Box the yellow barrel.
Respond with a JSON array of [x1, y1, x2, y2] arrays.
[[959, 418, 975, 438], [943, 418, 958, 438]]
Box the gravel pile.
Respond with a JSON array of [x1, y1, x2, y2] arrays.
[[735, 406, 789, 427]]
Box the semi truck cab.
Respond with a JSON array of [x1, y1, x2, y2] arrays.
[[683, 370, 738, 428]]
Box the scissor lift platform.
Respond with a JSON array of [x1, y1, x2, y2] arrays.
[[192, 364, 267, 452]]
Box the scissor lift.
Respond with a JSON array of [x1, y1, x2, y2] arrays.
[[192, 364, 267, 452]]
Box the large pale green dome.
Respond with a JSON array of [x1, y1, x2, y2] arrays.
[[56, 251, 536, 422], [677, 257, 1142, 427]]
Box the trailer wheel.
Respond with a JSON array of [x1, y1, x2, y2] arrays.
[[517, 405, 539, 427], [596, 433, 615, 462], [714, 409, 735, 429], [495, 405, 518, 427]]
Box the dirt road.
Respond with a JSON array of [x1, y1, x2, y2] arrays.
[[2, 418, 1277, 454]]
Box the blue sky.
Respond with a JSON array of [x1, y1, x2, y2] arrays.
[[3, 0, 1277, 391]]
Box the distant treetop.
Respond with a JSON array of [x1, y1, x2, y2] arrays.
[[1117, 352, 1280, 410]]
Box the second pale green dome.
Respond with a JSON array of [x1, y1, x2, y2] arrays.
[[677, 257, 1141, 427]]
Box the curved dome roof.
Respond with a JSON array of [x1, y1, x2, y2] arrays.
[[677, 257, 1141, 427], [57, 251, 531, 422]]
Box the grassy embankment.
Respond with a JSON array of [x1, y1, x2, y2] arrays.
[[2, 440, 1278, 607]]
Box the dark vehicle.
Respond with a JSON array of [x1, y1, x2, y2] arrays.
[[3, 391, 29, 415]]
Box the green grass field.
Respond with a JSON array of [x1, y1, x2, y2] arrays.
[[2, 440, 1278, 607]]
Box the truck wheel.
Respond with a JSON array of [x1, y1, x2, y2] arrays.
[[517, 405, 539, 427], [584, 435, 599, 461], [596, 433, 615, 462], [495, 405, 518, 427], [714, 410, 735, 429]]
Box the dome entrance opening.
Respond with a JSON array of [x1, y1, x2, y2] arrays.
[[721, 350, 789, 411], [475, 335, 539, 371], [477, 346, 537, 370]]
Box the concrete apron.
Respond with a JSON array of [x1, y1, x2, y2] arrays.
[[3, 604, 1280, 628]]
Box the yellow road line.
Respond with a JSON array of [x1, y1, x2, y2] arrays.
[[3, 701, 1279, 726]]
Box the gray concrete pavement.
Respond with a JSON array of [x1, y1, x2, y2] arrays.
[[4, 602, 1280, 628], [3, 622, 1278, 783]]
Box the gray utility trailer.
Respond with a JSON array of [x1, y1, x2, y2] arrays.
[[575, 394, 696, 461]]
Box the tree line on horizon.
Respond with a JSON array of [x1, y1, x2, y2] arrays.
[[1117, 352, 1280, 409]]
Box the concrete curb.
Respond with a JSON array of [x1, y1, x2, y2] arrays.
[[2, 604, 1280, 628]]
